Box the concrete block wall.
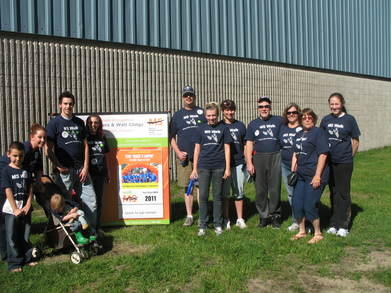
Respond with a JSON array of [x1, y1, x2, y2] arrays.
[[0, 35, 390, 172]]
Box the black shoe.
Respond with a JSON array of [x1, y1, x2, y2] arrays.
[[258, 218, 270, 228], [271, 216, 281, 229]]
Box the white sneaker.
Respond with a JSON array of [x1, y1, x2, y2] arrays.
[[223, 219, 231, 230], [215, 227, 223, 236], [197, 228, 206, 237], [287, 223, 299, 231], [236, 218, 247, 229], [326, 227, 338, 235], [336, 228, 349, 237]]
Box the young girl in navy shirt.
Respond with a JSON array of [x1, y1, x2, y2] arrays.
[[321, 93, 361, 237], [190, 102, 232, 236]]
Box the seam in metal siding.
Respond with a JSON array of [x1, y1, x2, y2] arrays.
[[1, 0, 390, 78]]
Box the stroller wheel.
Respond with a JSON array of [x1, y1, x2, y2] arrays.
[[70, 252, 83, 264], [32, 247, 42, 259]]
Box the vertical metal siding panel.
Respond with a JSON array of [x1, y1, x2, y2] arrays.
[[161, 0, 170, 48], [211, 0, 220, 54], [289, 0, 297, 64], [307, 0, 314, 67], [112, 0, 124, 43], [201, 0, 211, 53], [181, 0, 191, 51], [124, 0, 136, 44], [236, 0, 244, 57], [171, 0, 181, 50], [252, 0, 259, 60], [227, 0, 236, 56], [220, 0, 228, 55]]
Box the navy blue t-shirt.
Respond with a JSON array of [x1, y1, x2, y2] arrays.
[[46, 115, 87, 168], [320, 113, 361, 164], [195, 122, 233, 169], [0, 141, 43, 194], [170, 107, 206, 160], [87, 134, 109, 176], [222, 120, 246, 167], [279, 125, 303, 167], [245, 115, 283, 153], [1, 166, 30, 213], [293, 127, 329, 183]]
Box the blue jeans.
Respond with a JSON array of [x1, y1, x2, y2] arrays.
[[91, 175, 106, 230], [55, 168, 97, 233], [281, 163, 296, 222], [0, 193, 7, 261], [292, 179, 325, 221], [198, 168, 225, 229], [4, 213, 33, 271]]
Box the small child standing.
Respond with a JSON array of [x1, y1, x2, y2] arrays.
[[50, 193, 93, 245], [1, 142, 37, 272]]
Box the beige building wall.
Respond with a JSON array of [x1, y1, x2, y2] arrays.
[[1, 35, 390, 165]]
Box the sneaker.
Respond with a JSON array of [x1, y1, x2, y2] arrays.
[[183, 216, 194, 226], [336, 228, 349, 237], [223, 219, 231, 230], [197, 228, 206, 237], [215, 227, 223, 236], [236, 218, 247, 229], [287, 223, 300, 231], [326, 227, 338, 235]]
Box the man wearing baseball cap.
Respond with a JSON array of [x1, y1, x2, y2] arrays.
[[170, 86, 206, 226], [245, 96, 283, 228]]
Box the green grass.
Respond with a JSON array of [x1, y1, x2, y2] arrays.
[[1, 147, 391, 292]]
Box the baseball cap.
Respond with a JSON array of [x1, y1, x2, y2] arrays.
[[258, 96, 272, 104], [182, 85, 195, 96]]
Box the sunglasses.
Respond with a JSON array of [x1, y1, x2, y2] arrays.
[[302, 115, 314, 121], [258, 105, 271, 109], [286, 111, 298, 115], [183, 94, 195, 98]]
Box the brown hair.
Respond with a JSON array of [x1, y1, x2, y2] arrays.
[[58, 91, 75, 104], [50, 193, 65, 213], [7, 141, 24, 153], [205, 102, 219, 116], [301, 108, 318, 125], [328, 92, 347, 113], [86, 114, 104, 138], [282, 103, 302, 124], [29, 123, 46, 137], [220, 99, 236, 111]]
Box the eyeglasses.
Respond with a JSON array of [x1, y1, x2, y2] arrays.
[[183, 94, 194, 98], [258, 105, 271, 109], [286, 111, 298, 115], [302, 115, 314, 121]]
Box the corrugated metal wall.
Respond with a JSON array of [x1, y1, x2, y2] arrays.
[[1, 34, 391, 163], [1, 0, 390, 78]]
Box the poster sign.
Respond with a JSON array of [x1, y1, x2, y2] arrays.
[[79, 113, 170, 225]]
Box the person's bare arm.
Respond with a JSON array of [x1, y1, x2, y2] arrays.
[[190, 144, 200, 180], [5, 188, 22, 216], [245, 141, 255, 175], [291, 153, 298, 172], [79, 139, 89, 182], [311, 153, 328, 189], [170, 137, 187, 161], [352, 138, 359, 157], [223, 144, 231, 179]]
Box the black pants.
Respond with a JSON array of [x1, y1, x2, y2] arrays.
[[253, 152, 281, 219], [329, 162, 353, 229]]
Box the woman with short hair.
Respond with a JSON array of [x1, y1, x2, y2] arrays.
[[290, 109, 329, 244]]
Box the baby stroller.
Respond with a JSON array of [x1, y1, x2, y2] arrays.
[[34, 176, 102, 264]]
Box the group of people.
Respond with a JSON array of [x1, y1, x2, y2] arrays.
[[0, 91, 110, 272], [170, 86, 360, 244], [0, 86, 361, 272]]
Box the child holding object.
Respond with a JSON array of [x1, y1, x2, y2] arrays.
[[1, 142, 38, 272]]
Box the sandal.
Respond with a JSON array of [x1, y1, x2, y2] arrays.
[[308, 234, 324, 244], [290, 232, 307, 241], [27, 261, 38, 267]]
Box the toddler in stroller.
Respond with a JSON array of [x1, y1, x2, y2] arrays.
[[49, 193, 95, 245]]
